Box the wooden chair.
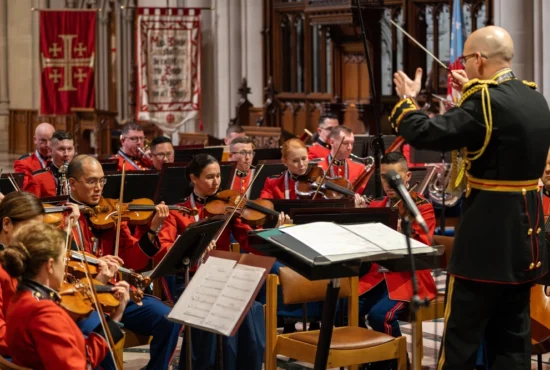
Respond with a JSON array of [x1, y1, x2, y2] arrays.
[[0, 356, 31, 370], [265, 267, 407, 370], [397, 234, 454, 369]]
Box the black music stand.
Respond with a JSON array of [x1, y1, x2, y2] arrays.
[[266, 199, 354, 228], [1, 173, 24, 190], [148, 216, 225, 370], [252, 148, 282, 166], [248, 161, 286, 199], [174, 147, 224, 163], [290, 207, 398, 229], [154, 162, 236, 204], [101, 170, 160, 202], [0, 178, 19, 194], [249, 220, 443, 370]]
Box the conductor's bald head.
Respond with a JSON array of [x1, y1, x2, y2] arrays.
[[463, 26, 514, 80]]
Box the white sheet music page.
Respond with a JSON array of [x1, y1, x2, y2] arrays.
[[168, 256, 236, 330], [278, 221, 381, 261], [203, 264, 265, 336], [167, 256, 265, 336], [342, 222, 431, 252]]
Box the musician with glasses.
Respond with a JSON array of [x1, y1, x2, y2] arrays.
[[112, 121, 153, 171], [391, 26, 550, 369], [229, 136, 256, 196], [26, 130, 75, 198], [308, 114, 339, 160], [62, 154, 180, 370], [149, 136, 175, 171]]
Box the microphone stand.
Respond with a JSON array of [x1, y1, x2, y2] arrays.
[[356, 0, 385, 197], [401, 216, 430, 370]]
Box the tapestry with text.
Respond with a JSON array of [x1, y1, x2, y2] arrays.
[[40, 11, 96, 115], [136, 8, 201, 133]]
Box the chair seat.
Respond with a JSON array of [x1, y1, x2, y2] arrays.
[[397, 293, 445, 321], [287, 326, 394, 350]]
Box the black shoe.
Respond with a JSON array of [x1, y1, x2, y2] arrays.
[[308, 321, 321, 331], [283, 321, 296, 334]]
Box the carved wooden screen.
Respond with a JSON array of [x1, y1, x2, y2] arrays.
[[263, 0, 493, 136]]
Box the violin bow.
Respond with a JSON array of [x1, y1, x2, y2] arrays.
[[8, 172, 21, 192], [211, 164, 265, 245], [113, 163, 126, 258], [73, 222, 124, 370], [391, 182, 419, 208], [312, 136, 346, 200]]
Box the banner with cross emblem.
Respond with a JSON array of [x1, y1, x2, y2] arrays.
[[39, 11, 96, 114]]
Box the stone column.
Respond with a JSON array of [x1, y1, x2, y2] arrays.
[[0, 0, 9, 115], [532, 0, 550, 100], [242, 0, 262, 107]]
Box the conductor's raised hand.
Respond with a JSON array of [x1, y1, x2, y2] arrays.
[[394, 68, 423, 98], [449, 70, 469, 92]]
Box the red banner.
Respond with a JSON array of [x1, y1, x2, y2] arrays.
[[40, 11, 96, 115]]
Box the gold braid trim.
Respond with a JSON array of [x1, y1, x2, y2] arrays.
[[389, 97, 419, 132], [450, 80, 498, 191], [523, 80, 538, 89]]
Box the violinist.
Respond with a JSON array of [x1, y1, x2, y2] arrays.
[[0, 191, 46, 358], [3, 222, 128, 370], [307, 114, 338, 160], [13, 122, 55, 188], [260, 138, 308, 199], [318, 125, 368, 194], [358, 152, 436, 368], [229, 136, 256, 195], [26, 130, 75, 197], [64, 154, 182, 370], [157, 153, 276, 370], [112, 121, 152, 171], [260, 139, 367, 207], [149, 135, 175, 170]]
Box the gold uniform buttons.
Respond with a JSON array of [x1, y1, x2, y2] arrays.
[[529, 262, 535, 270], [528, 228, 533, 236], [537, 227, 542, 235], [536, 261, 542, 268], [522, 188, 527, 195]]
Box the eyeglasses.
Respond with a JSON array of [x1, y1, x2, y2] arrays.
[[152, 152, 175, 160], [231, 150, 255, 157], [76, 178, 107, 187], [320, 126, 334, 132], [458, 52, 488, 67], [124, 136, 146, 143]]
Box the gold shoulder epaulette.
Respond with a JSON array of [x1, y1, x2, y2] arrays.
[[459, 79, 498, 105], [522, 80, 537, 89]]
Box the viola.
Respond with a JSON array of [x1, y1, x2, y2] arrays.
[[87, 197, 198, 229], [59, 278, 119, 320], [43, 204, 95, 226], [67, 250, 150, 305], [295, 166, 357, 200], [204, 189, 280, 227]]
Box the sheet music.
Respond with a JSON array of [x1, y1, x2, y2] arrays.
[[278, 221, 432, 262], [342, 223, 430, 251], [279, 222, 381, 260], [167, 256, 265, 336]]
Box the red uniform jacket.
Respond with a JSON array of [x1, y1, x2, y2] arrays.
[[543, 187, 550, 222], [111, 151, 152, 171], [231, 169, 253, 195], [0, 265, 17, 356], [14, 151, 49, 189], [26, 167, 57, 198], [358, 195, 437, 302], [6, 285, 108, 369], [259, 171, 298, 200], [307, 140, 331, 160], [67, 199, 158, 272], [157, 194, 253, 265], [318, 156, 367, 194]]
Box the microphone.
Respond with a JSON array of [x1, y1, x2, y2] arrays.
[[384, 169, 430, 235]]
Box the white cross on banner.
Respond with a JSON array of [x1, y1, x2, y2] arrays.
[[39, 11, 96, 115], [136, 8, 202, 133]]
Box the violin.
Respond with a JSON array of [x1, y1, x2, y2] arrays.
[[295, 166, 357, 200], [391, 183, 420, 219], [43, 204, 94, 226], [204, 189, 280, 227], [67, 250, 150, 304], [87, 197, 198, 229], [59, 278, 120, 320]]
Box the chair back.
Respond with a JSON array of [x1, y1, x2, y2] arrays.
[[278, 267, 351, 305], [433, 235, 454, 269]]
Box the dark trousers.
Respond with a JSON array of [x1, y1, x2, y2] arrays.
[[438, 276, 531, 370], [79, 295, 182, 370], [358, 282, 406, 337]]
